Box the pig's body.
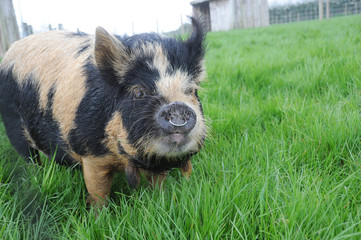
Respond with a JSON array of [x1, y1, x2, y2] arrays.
[[0, 18, 207, 205]]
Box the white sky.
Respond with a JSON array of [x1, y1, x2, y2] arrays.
[[13, 0, 299, 36]]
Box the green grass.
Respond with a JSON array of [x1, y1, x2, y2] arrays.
[[1, 15, 361, 239]]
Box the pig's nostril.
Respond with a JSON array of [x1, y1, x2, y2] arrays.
[[169, 119, 187, 127]]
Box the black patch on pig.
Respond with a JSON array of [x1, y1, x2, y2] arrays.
[[0, 68, 37, 160], [68, 61, 117, 156], [19, 80, 72, 165], [0, 67, 72, 165]]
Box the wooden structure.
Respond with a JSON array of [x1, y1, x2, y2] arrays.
[[0, 0, 19, 58], [191, 0, 269, 31]]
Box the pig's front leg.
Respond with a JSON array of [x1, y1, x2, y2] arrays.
[[144, 170, 167, 189], [82, 156, 115, 206], [180, 160, 192, 179]]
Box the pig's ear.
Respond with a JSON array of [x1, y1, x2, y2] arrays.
[[184, 17, 207, 82], [94, 27, 130, 81], [185, 16, 206, 54]]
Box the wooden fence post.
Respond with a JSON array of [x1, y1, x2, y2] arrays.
[[319, 0, 323, 21], [326, 0, 330, 19], [0, 0, 20, 58]]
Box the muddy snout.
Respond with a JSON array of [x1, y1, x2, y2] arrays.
[[157, 102, 197, 135]]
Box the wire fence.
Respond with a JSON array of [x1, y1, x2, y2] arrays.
[[270, 0, 361, 24]]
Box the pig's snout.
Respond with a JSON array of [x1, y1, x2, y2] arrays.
[[157, 102, 197, 135]]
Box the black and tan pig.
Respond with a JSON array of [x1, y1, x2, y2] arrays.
[[0, 17, 207, 205]]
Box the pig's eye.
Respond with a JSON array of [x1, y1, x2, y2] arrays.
[[133, 87, 147, 99], [185, 88, 194, 95]]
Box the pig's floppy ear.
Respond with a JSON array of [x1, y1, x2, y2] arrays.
[[94, 27, 131, 82]]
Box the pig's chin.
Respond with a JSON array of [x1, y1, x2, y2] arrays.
[[151, 133, 198, 158]]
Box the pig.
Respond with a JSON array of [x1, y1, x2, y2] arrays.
[[0, 17, 207, 205]]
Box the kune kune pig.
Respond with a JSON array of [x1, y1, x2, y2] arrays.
[[0, 17, 207, 206]]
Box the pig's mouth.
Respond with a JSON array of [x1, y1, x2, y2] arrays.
[[150, 131, 198, 158], [166, 133, 188, 148]]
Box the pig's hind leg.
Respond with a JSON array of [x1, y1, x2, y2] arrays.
[[0, 101, 41, 165]]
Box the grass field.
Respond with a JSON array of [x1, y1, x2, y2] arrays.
[[1, 14, 361, 239]]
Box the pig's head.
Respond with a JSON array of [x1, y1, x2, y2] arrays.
[[95, 17, 207, 172]]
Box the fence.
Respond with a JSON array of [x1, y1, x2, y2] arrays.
[[270, 0, 361, 24]]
